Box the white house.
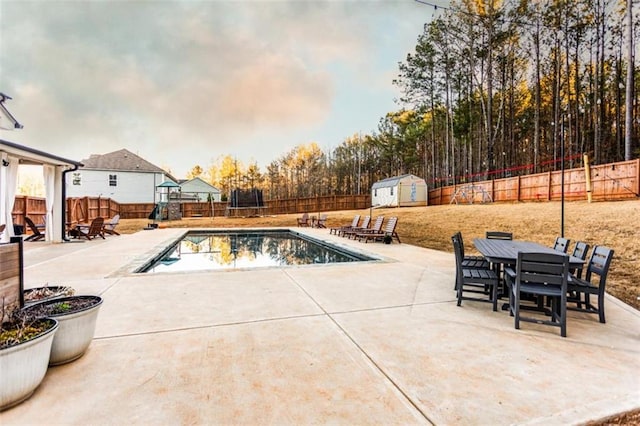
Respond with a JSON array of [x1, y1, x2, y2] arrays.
[[66, 149, 177, 203], [371, 174, 428, 207], [178, 177, 221, 202]]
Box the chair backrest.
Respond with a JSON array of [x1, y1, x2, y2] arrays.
[[359, 216, 371, 229], [317, 214, 327, 225], [370, 216, 384, 232], [350, 215, 360, 228], [88, 217, 105, 235], [516, 251, 569, 291], [105, 214, 120, 230], [300, 212, 308, 220], [572, 241, 590, 260], [584, 245, 614, 287], [454, 231, 466, 257], [570, 241, 591, 278], [24, 217, 41, 235], [451, 233, 465, 284], [553, 237, 571, 253], [486, 231, 513, 240], [383, 217, 398, 234]]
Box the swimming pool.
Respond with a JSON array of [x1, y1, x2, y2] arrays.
[[137, 229, 375, 273]]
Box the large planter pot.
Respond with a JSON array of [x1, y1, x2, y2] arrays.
[[0, 318, 58, 411], [24, 296, 103, 366]]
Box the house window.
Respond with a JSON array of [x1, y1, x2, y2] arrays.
[[109, 174, 117, 187], [390, 186, 394, 196], [72, 172, 81, 186]]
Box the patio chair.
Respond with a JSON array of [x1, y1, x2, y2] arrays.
[[357, 217, 401, 243], [569, 241, 590, 279], [455, 232, 490, 269], [329, 215, 359, 236], [506, 251, 570, 337], [103, 214, 121, 236], [486, 231, 513, 240], [341, 215, 371, 238], [297, 212, 310, 227], [567, 245, 614, 323], [451, 233, 499, 311], [345, 216, 383, 240], [24, 217, 45, 242], [553, 236, 571, 253], [73, 217, 105, 240], [314, 214, 328, 228]]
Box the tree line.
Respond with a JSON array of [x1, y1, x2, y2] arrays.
[[185, 0, 638, 201]]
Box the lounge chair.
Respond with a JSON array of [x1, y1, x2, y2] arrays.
[[329, 215, 360, 236], [297, 212, 310, 227], [73, 217, 105, 240], [24, 217, 45, 241], [357, 217, 401, 243], [346, 216, 383, 240], [103, 214, 121, 236], [341, 216, 371, 239]]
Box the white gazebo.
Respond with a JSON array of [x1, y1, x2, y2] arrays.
[[0, 139, 83, 243]]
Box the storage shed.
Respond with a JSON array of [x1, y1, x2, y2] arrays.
[[371, 174, 427, 207]]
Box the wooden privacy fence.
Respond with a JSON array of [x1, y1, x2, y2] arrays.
[[429, 158, 639, 205], [9, 159, 639, 223]]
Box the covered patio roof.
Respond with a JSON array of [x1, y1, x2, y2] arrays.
[[1, 139, 83, 243]]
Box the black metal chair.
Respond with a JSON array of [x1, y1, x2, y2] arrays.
[[553, 236, 571, 253], [567, 245, 614, 323], [486, 231, 513, 240], [506, 251, 570, 337], [452, 233, 499, 311]]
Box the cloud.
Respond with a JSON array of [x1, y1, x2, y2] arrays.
[[0, 0, 428, 177]]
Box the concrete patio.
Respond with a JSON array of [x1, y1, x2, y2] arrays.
[[2, 227, 639, 425]]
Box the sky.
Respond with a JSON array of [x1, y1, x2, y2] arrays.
[[0, 0, 443, 178]]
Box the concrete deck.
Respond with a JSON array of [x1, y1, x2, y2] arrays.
[[2, 227, 639, 425]]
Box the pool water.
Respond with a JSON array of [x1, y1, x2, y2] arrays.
[[138, 230, 374, 273]]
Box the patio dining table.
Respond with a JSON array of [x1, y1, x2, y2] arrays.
[[473, 238, 585, 306], [473, 238, 585, 268]]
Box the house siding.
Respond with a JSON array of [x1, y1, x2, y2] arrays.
[[66, 169, 166, 203]]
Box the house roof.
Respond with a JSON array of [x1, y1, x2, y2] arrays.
[[80, 148, 177, 181], [372, 174, 425, 190]]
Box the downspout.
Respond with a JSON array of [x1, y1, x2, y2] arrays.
[[61, 164, 80, 241]]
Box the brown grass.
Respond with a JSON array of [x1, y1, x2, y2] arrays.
[[117, 200, 639, 311]]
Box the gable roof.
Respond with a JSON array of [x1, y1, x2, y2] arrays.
[[179, 177, 220, 192], [80, 148, 176, 180], [371, 174, 425, 190]]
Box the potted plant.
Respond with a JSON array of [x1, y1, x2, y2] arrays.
[[1, 307, 59, 411], [23, 285, 75, 306], [23, 295, 103, 366]]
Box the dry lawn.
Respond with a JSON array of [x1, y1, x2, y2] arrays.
[[117, 199, 639, 311]]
